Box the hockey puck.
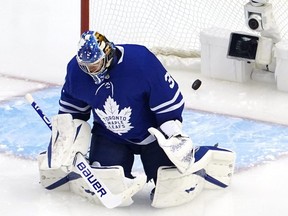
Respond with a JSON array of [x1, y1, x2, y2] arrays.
[[192, 79, 202, 90]]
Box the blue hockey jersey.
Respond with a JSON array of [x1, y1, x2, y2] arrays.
[[59, 44, 184, 145]]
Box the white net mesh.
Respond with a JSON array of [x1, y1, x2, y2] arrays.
[[89, 0, 288, 58]]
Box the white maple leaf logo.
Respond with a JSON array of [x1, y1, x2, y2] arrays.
[[95, 96, 134, 135]]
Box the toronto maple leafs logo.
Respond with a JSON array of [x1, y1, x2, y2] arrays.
[[95, 96, 134, 135]]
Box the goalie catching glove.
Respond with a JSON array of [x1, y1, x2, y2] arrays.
[[148, 120, 195, 174]]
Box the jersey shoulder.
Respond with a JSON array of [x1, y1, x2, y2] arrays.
[[118, 44, 158, 62], [118, 44, 166, 75]]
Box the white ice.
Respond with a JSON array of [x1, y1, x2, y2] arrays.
[[1, 70, 288, 216]]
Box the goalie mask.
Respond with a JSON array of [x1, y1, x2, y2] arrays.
[[76, 31, 116, 84]]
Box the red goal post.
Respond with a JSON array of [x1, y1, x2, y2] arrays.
[[81, 0, 89, 34]]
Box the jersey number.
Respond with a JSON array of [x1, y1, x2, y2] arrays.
[[164, 72, 175, 89]]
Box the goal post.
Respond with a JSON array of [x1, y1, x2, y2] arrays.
[[81, 0, 288, 65], [81, 0, 89, 34]]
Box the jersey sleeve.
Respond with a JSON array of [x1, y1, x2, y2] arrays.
[[58, 87, 91, 121], [58, 62, 91, 121], [147, 55, 185, 125]]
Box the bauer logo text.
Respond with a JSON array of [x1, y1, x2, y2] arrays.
[[76, 162, 107, 197]]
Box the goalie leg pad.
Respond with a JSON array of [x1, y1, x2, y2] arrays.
[[151, 166, 205, 208], [70, 165, 146, 207], [201, 147, 236, 189], [37, 153, 73, 191], [191, 146, 236, 189], [151, 146, 236, 208]]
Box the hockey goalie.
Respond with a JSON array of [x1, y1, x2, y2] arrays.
[[36, 30, 236, 208]]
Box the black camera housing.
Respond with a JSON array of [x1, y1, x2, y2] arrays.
[[227, 32, 259, 61]]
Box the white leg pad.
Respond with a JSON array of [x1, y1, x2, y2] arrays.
[[151, 166, 205, 208], [69, 165, 146, 207], [203, 149, 236, 189], [38, 153, 146, 207], [37, 153, 70, 191], [151, 146, 236, 208]]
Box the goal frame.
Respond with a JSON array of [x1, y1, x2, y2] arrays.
[[81, 0, 89, 34]]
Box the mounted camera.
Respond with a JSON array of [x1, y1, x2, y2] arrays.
[[244, 0, 273, 32], [227, 0, 277, 65]]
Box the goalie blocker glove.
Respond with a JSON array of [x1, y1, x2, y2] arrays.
[[148, 120, 195, 173]]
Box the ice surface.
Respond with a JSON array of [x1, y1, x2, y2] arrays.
[[1, 71, 288, 216], [1, 86, 288, 170]]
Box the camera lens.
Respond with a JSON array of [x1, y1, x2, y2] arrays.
[[248, 18, 259, 30], [248, 14, 262, 31]]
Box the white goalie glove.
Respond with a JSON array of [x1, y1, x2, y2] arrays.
[[148, 120, 195, 174]]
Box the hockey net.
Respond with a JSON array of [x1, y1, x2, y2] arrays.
[[86, 0, 288, 67]]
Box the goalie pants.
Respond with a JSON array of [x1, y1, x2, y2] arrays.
[[89, 133, 174, 182]]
